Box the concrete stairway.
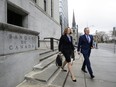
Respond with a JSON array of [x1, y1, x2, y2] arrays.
[[16, 49, 68, 87]]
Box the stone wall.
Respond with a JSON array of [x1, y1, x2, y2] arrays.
[[0, 23, 40, 87], [0, 23, 39, 55]]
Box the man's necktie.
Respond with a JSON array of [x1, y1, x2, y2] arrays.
[[87, 35, 90, 43]]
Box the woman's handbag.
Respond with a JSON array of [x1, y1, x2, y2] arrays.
[[55, 53, 62, 67]]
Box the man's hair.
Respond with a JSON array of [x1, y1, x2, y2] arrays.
[[84, 27, 89, 32]]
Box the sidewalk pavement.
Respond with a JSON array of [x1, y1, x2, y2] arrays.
[[64, 48, 116, 87]]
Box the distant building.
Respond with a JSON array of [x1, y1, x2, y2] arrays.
[[72, 11, 78, 45], [59, 0, 69, 34]]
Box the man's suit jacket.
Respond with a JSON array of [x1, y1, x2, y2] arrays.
[[77, 34, 93, 54], [58, 34, 74, 52]]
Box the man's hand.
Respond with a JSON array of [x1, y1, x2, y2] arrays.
[[91, 46, 95, 49]]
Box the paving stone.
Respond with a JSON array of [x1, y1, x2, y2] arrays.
[[64, 77, 85, 87], [86, 79, 116, 87]]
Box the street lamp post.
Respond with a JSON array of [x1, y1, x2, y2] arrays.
[[113, 27, 116, 53], [95, 30, 98, 49], [77, 25, 78, 45]]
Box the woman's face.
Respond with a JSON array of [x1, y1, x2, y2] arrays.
[[67, 28, 71, 34]]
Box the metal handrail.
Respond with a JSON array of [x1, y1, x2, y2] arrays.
[[44, 37, 59, 51]]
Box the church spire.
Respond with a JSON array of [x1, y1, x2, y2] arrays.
[[72, 10, 76, 29]]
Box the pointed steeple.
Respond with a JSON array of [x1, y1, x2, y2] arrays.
[[72, 10, 76, 29]]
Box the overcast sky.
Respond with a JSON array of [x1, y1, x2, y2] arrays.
[[68, 0, 116, 34]]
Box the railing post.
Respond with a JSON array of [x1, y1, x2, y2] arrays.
[[38, 35, 40, 47], [44, 37, 59, 51], [50, 38, 54, 51]]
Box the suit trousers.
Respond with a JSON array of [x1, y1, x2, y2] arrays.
[[82, 53, 93, 76]]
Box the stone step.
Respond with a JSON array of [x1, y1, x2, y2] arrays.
[[33, 64, 59, 82], [17, 68, 67, 87], [34, 54, 58, 70], [51, 70, 68, 87], [39, 49, 52, 55], [16, 80, 60, 87], [39, 50, 58, 61], [25, 63, 59, 83]]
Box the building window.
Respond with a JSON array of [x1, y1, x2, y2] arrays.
[[7, 9, 23, 26], [44, 0, 46, 11], [51, 0, 53, 17], [7, 3, 28, 27]]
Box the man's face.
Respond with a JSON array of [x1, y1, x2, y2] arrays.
[[85, 29, 90, 35]]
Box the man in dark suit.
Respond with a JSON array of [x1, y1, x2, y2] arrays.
[[77, 27, 95, 79]]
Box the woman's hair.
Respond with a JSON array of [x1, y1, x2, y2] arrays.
[[63, 27, 72, 35]]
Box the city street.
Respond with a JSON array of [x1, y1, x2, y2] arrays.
[[98, 43, 116, 53], [64, 43, 116, 87]]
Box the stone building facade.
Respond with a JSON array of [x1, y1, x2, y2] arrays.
[[0, 0, 61, 87], [0, 0, 61, 39]]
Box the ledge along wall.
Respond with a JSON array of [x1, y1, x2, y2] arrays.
[[0, 23, 40, 87]]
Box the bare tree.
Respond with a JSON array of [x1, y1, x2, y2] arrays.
[[96, 31, 110, 43]]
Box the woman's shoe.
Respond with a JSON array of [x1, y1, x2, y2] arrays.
[[62, 69, 67, 72], [71, 76, 76, 82], [61, 67, 67, 72], [72, 79, 76, 82]]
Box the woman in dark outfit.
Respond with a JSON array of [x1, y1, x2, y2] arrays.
[[58, 27, 76, 82]]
